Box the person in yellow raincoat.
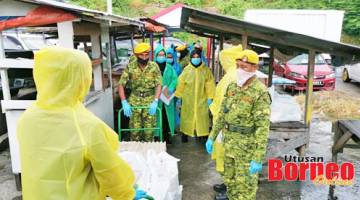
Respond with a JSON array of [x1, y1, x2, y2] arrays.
[[209, 45, 243, 194], [175, 48, 215, 142], [175, 44, 189, 74], [17, 47, 140, 200]]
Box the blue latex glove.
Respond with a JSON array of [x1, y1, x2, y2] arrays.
[[176, 99, 182, 108], [207, 99, 213, 106], [148, 100, 158, 116], [168, 88, 174, 95], [205, 139, 213, 154], [134, 188, 147, 200], [121, 100, 132, 118], [249, 160, 262, 175]]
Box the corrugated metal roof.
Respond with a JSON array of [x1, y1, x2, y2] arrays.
[[181, 6, 360, 60], [18, 0, 144, 27]]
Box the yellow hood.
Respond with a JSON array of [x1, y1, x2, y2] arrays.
[[219, 44, 243, 73], [34, 46, 92, 109]]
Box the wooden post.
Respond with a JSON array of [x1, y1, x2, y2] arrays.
[[305, 49, 315, 127], [101, 25, 111, 88], [0, 31, 11, 101], [242, 34, 248, 50], [268, 46, 274, 87], [206, 38, 212, 65], [211, 37, 216, 74], [162, 33, 165, 46], [130, 32, 134, 51], [57, 21, 74, 49], [332, 131, 353, 153], [329, 151, 337, 200], [91, 33, 103, 91], [150, 33, 154, 61], [112, 35, 118, 63], [219, 34, 224, 80], [329, 121, 340, 200]]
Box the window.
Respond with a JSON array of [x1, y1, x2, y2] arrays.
[[3, 36, 23, 50], [21, 36, 48, 50]]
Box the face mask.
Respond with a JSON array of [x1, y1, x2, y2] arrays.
[[137, 57, 149, 65], [237, 68, 256, 87], [191, 58, 201, 67], [166, 58, 174, 64], [156, 56, 166, 64]]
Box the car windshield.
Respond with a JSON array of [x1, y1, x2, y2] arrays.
[[21, 36, 48, 50], [288, 54, 326, 65]]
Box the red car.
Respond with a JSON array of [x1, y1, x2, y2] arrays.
[[274, 54, 336, 91]]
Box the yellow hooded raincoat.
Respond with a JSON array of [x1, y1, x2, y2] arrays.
[[17, 47, 135, 200], [175, 62, 215, 137], [209, 45, 242, 172]]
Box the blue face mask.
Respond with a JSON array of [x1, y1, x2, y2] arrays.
[[156, 56, 166, 64], [166, 58, 174, 64], [191, 58, 202, 66]]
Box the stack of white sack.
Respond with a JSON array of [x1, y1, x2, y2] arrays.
[[117, 142, 182, 200]]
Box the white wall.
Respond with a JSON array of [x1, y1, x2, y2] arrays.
[[244, 10, 344, 42], [155, 7, 182, 27], [85, 88, 115, 129]]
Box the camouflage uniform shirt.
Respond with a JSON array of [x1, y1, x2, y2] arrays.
[[209, 76, 271, 163], [209, 76, 271, 200], [119, 60, 162, 93]]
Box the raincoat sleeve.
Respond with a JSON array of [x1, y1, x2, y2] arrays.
[[252, 92, 271, 163], [209, 91, 228, 140], [119, 65, 130, 86], [88, 122, 135, 200], [168, 69, 178, 91], [205, 68, 216, 99], [174, 70, 186, 98]]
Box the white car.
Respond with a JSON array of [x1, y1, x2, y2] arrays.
[[343, 63, 360, 83]]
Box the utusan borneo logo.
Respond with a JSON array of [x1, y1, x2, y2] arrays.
[[267, 155, 355, 186]]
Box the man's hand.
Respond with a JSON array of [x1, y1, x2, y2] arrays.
[[148, 100, 158, 116], [205, 139, 214, 154], [121, 100, 132, 118], [249, 160, 262, 175]]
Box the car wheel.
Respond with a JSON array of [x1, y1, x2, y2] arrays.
[[342, 69, 351, 82]]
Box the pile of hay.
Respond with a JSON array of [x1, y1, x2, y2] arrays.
[[295, 91, 360, 121]]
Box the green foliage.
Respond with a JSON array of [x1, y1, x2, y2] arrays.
[[330, 0, 360, 38], [68, 0, 360, 45], [70, 0, 106, 11]]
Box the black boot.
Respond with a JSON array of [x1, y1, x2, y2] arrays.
[[181, 133, 188, 143], [213, 183, 227, 193], [214, 192, 228, 200]]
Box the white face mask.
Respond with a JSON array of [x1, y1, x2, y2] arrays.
[[237, 68, 256, 87]]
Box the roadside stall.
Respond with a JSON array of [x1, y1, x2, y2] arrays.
[[179, 6, 360, 160]]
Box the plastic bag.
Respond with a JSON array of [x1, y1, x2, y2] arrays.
[[271, 91, 302, 122]]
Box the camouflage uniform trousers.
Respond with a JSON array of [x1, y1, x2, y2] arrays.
[[223, 131, 259, 200], [128, 94, 156, 142]]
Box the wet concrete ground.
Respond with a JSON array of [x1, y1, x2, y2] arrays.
[[0, 78, 359, 200], [0, 150, 21, 200], [166, 77, 360, 200], [166, 120, 360, 200]]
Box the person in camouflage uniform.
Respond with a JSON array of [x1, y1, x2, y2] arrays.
[[118, 43, 162, 142], [206, 50, 271, 200]]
